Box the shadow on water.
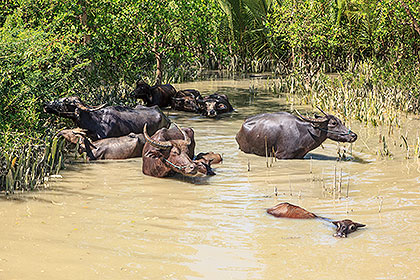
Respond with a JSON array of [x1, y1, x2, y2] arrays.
[[304, 153, 370, 164], [170, 173, 214, 185]]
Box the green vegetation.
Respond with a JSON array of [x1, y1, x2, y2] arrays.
[[1, 0, 419, 193]]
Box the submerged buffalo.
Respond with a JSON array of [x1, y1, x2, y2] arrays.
[[197, 93, 233, 118], [142, 123, 221, 178], [132, 80, 177, 108], [193, 152, 223, 165], [58, 129, 145, 160], [236, 109, 357, 159], [267, 202, 365, 238], [44, 96, 170, 140], [171, 89, 202, 112], [171, 90, 234, 118]]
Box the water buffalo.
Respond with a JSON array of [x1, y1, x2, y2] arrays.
[[193, 152, 223, 176], [267, 202, 365, 238], [171, 89, 202, 112], [132, 80, 177, 108], [197, 93, 234, 118], [58, 129, 145, 160], [193, 152, 223, 165], [236, 109, 357, 159], [142, 123, 220, 177], [44, 96, 170, 140]]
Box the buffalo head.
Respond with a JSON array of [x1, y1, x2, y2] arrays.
[[198, 93, 233, 118], [332, 219, 365, 238], [194, 152, 223, 165], [171, 89, 202, 113], [296, 107, 357, 143], [132, 80, 152, 101], [44, 96, 105, 119], [57, 128, 96, 157], [193, 152, 222, 176], [143, 123, 199, 177]]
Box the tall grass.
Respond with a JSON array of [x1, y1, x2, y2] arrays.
[[0, 133, 66, 195], [271, 62, 420, 127]]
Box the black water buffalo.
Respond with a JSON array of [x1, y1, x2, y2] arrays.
[[142, 123, 220, 177], [58, 129, 145, 160], [236, 109, 357, 159], [267, 202, 366, 238], [197, 93, 233, 118], [132, 80, 177, 108], [171, 89, 202, 112], [44, 96, 170, 140]]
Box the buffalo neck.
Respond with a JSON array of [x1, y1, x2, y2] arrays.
[[306, 123, 329, 150], [76, 110, 105, 140]]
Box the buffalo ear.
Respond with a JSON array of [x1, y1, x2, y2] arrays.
[[355, 223, 366, 228], [332, 221, 339, 227]]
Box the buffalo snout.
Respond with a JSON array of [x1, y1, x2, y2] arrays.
[[329, 129, 358, 143], [183, 163, 198, 176], [349, 131, 358, 141], [207, 109, 217, 118], [44, 99, 66, 115]]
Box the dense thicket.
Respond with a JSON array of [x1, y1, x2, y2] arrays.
[[1, 0, 419, 191]]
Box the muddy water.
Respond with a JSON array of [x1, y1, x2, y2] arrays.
[[1, 78, 420, 279]]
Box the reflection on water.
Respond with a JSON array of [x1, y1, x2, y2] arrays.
[[1, 78, 420, 279]]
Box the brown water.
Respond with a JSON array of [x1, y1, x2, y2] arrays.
[[1, 78, 420, 279]]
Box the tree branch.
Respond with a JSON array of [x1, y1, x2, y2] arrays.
[[400, 0, 420, 36]]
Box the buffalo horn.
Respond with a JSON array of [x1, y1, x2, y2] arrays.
[[75, 100, 106, 111], [143, 123, 172, 149], [316, 106, 328, 117], [295, 110, 327, 123], [173, 122, 191, 145], [71, 131, 97, 149], [89, 103, 106, 111]]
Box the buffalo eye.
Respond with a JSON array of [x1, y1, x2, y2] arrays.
[[171, 148, 180, 155], [218, 104, 226, 109], [349, 224, 356, 231], [330, 120, 338, 126]]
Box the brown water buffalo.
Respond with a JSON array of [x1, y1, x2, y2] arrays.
[[267, 202, 365, 238], [193, 152, 223, 165], [171, 89, 202, 112], [193, 152, 223, 176], [236, 109, 357, 159], [58, 129, 145, 160], [197, 93, 234, 118], [44, 96, 170, 140], [132, 80, 176, 108], [142, 123, 219, 177]]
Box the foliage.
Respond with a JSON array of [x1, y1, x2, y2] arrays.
[[266, 0, 420, 72]]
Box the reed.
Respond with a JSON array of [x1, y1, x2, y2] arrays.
[[377, 196, 384, 213], [400, 135, 410, 159], [1, 133, 67, 195], [271, 63, 419, 128], [415, 137, 420, 158], [379, 135, 392, 158]]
